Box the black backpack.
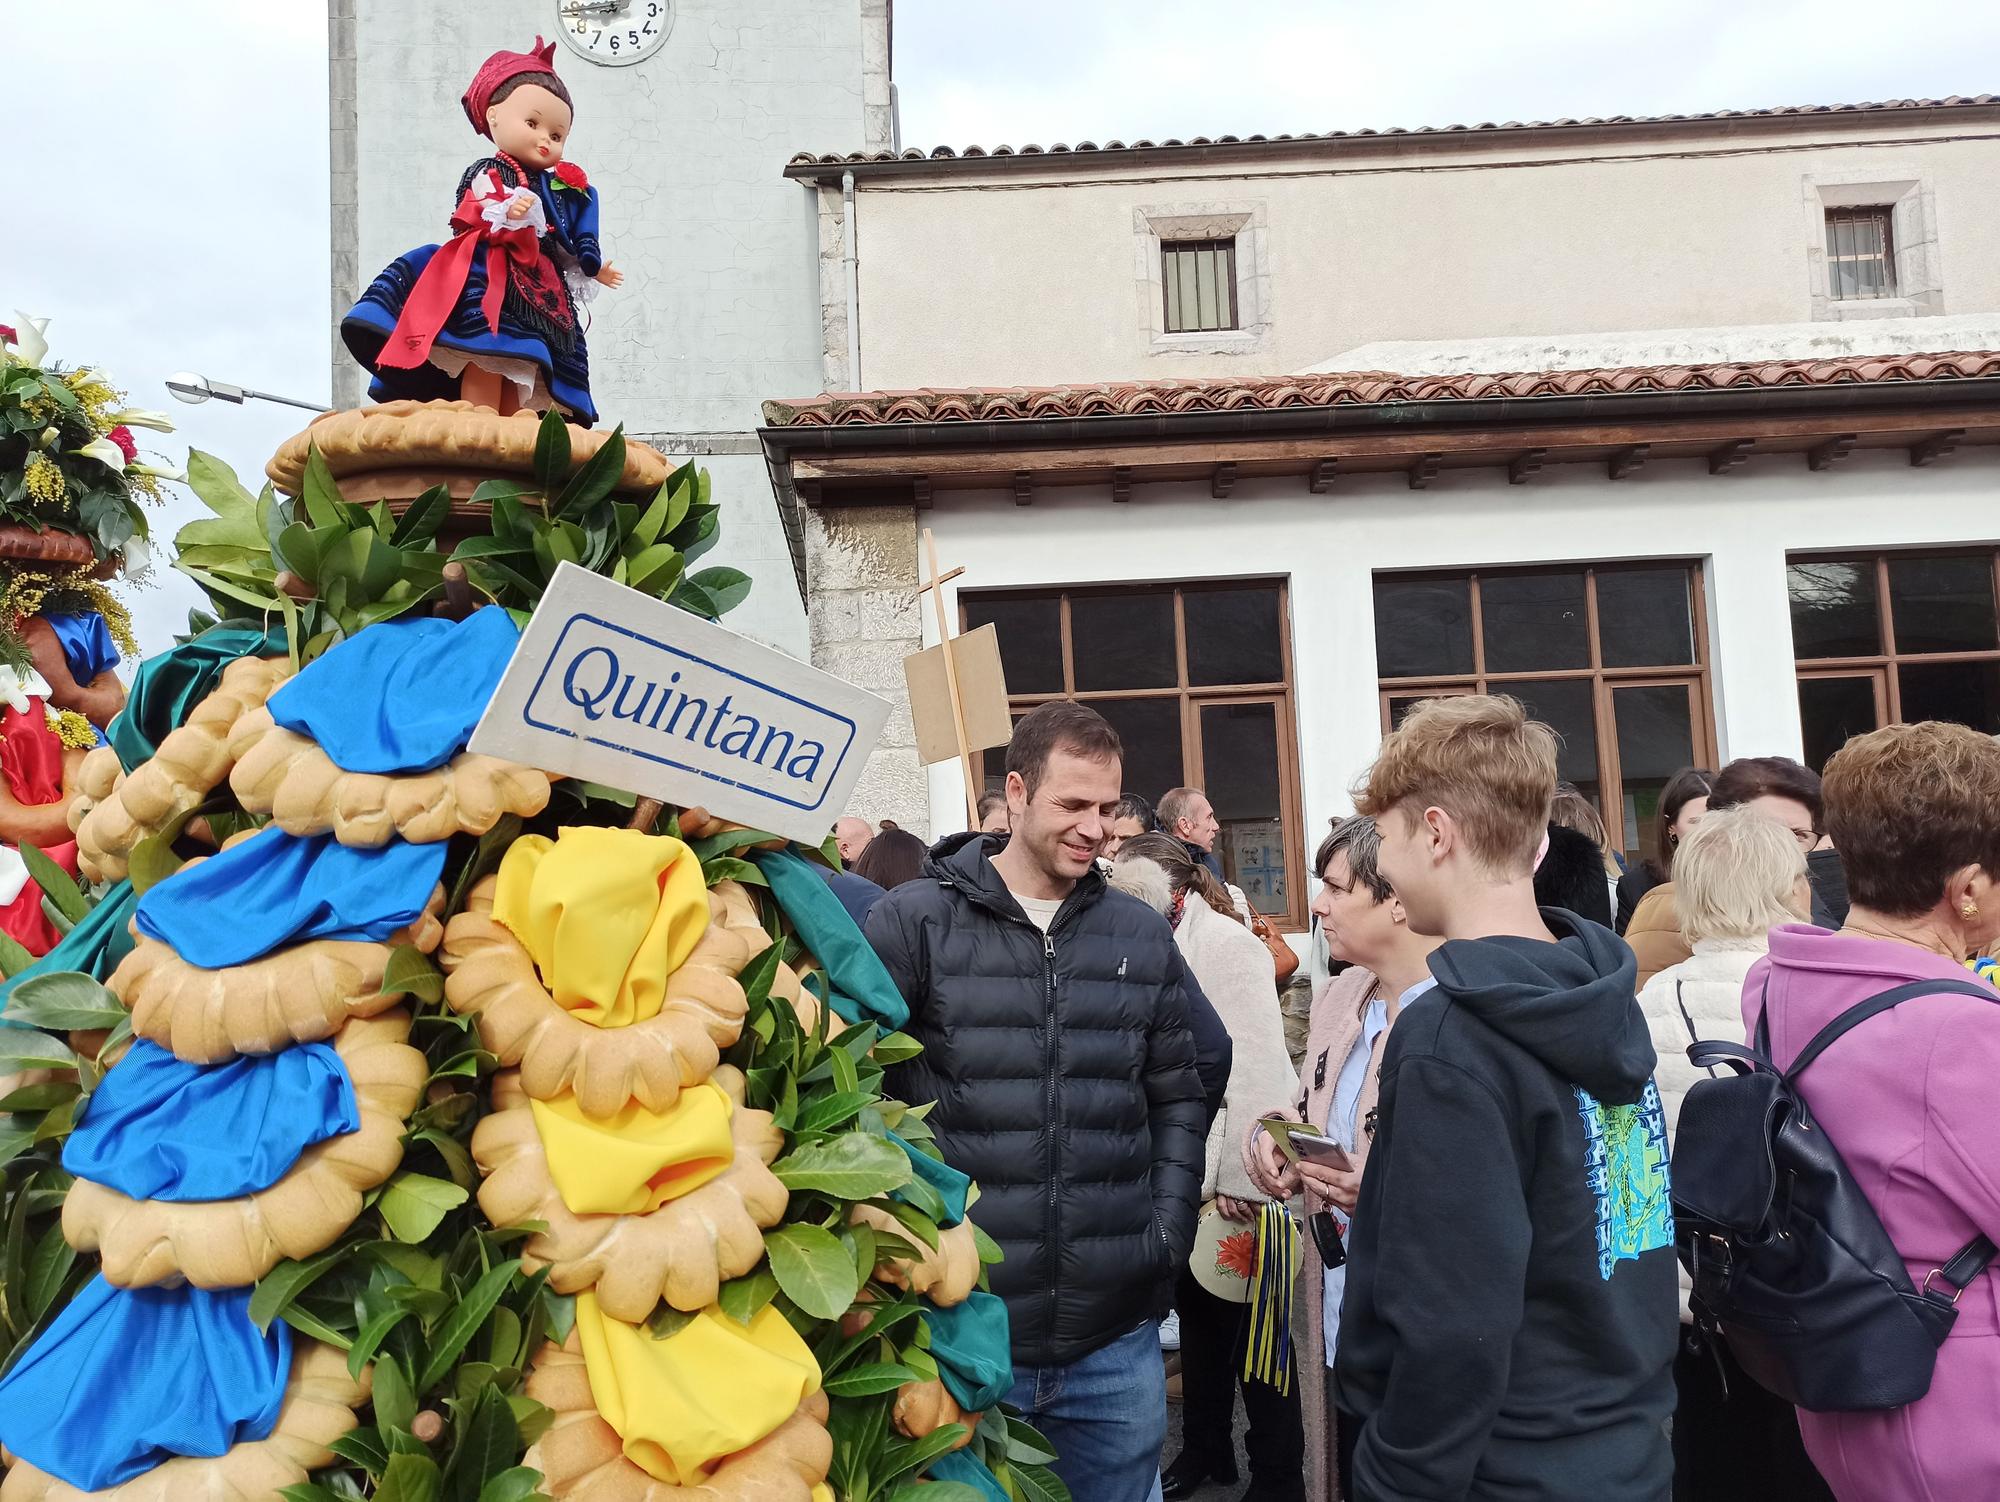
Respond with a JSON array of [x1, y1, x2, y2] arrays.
[[1670, 977, 1998, 1413]]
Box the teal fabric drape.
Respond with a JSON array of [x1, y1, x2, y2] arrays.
[[110, 625, 288, 773], [924, 1291, 1014, 1412], [749, 848, 909, 1029]]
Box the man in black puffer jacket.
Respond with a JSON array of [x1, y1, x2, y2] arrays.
[[866, 702, 1218, 1502]]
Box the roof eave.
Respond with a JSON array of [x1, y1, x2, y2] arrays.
[[783, 100, 2000, 184]]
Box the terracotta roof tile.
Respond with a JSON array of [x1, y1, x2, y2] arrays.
[[786, 96, 2000, 171], [760, 352, 2000, 428]]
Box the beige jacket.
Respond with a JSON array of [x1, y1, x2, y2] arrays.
[[1172, 895, 1291, 1203], [1625, 882, 1694, 988]]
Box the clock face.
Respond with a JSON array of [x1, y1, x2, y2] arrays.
[[554, 0, 673, 66]]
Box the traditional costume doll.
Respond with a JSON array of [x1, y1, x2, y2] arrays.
[[341, 39, 623, 424]]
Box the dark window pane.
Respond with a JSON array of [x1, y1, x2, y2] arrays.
[[1897, 661, 2000, 736], [1597, 569, 1695, 668], [1071, 591, 1176, 690], [1186, 587, 1283, 685], [1788, 561, 1880, 659], [1387, 689, 1471, 729], [1798, 675, 1880, 774], [1612, 684, 1697, 862], [963, 595, 1063, 694], [1089, 696, 1184, 807], [1510, 678, 1600, 805], [1199, 701, 1290, 912], [1887, 555, 1999, 654], [1481, 571, 1590, 673], [1374, 577, 1474, 678]]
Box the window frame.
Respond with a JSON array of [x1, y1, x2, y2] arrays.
[[1160, 237, 1241, 334], [962, 577, 1308, 929], [1824, 205, 1899, 301], [1373, 561, 1718, 863], [1788, 549, 2000, 752]]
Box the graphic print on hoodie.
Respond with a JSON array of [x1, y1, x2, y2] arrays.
[[1334, 910, 1678, 1502], [1576, 1080, 1674, 1279]]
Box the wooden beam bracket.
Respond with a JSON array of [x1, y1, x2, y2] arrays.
[[1210, 462, 1238, 499], [1307, 458, 1338, 494], [912, 476, 932, 510], [1910, 428, 1964, 467], [1112, 466, 1133, 503], [1806, 435, 1857, 472], [1012, 471, 1033, 506], [1507, 448, 1547, 485], [1608, 444, 1649, 480], [1707, 439, 1753, 475], [1407, 453, 1442, 490]]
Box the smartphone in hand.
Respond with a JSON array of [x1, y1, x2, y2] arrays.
[[1260, 1115, 1354, 1171]]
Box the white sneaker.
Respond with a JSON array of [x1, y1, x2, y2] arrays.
[[1158, 1311, 1181, 1351]]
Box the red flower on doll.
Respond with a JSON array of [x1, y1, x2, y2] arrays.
[[107, 426, 138, 464], [553, 161, 589, 192], [1215, 1228, 1257, 1280]]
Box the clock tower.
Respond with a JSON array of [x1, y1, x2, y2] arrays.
[[328, 0, 894, 654]]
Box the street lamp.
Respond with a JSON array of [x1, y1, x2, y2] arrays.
[[165, 372, 328, 413]]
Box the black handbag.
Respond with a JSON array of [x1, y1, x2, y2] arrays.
[[1671, 977, 1998, 1413]]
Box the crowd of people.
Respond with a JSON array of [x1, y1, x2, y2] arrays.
[[830, 694, 2000, 1502]]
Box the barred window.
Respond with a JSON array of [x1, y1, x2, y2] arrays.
[[1825, 207, 1897, 300], [1161, 238, 1239, 333]]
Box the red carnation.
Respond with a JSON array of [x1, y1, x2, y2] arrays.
[[0, 325, 14, 344], [107, 426, 138, 464], [553, 161, 589, 191]]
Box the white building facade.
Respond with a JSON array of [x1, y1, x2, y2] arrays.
[[766, 98, 2000, 931]]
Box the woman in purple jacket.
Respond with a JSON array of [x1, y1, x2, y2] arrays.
[[1742, 720, 2000, 1502]]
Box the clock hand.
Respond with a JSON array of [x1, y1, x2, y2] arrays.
[[561, 0, 626, 16]]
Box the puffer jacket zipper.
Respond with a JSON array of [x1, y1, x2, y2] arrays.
[[1042, 927, 1060, 1356]]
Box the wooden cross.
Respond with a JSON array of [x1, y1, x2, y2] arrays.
[[916, 527, 980, 828]]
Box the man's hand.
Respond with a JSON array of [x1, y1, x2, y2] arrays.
[[506, 195, 534, 221], [1214, 1194, 1258, 1224], [1298, 1158, 1362, 1214]]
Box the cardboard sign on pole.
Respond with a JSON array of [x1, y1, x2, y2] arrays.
[[906, 623, 1011, 765], [469, 561, 891, 846], [911, 528, 1012, 826]]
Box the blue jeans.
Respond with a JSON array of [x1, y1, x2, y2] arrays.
[[1006, 1320, 1166, 1502]]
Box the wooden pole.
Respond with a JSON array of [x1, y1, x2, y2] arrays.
[[920, 527, 981, 829]]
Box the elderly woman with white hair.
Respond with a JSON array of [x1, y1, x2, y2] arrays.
[[1634, 805, 1829, 1502]]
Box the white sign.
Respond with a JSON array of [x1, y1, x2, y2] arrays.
[[470, 562, 891, 845]]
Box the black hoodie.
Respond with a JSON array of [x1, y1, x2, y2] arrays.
[[1334, 911, 1676, 1502]]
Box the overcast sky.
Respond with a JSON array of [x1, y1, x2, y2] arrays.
[[8, 0, 2000, 654]]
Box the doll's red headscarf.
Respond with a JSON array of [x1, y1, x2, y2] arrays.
[[461, 38, 563, 137]]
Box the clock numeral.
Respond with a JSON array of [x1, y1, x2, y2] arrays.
[[642, 22, 655, 34], [647, 1, 661, 13]]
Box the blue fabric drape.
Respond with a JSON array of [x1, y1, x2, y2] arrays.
[[0, 1277, 288, 1491], [135, 829, 445, 969], [0, 880, 138, 1004], [926, 1448, 1010, 1499], [265, 606, 518, 774], [892, 1131, 969, 1227], [750, 848, 909, 1029], [63, 1039, 357, 1202], [923, 1291, 1014, 1413], [44, 612, 119, 685]]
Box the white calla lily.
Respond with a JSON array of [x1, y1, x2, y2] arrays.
[[76, 436, 128, 472], [120, 535, 154, 579], [10, 313, 49, 368], [128, 459, 186, 484], [107, 407, 175, 433]]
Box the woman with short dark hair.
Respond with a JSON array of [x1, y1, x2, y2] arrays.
[[1744, 721, 2000, 1501], [851, 827, 927, 890]]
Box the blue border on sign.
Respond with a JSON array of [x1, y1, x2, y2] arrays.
[[520, 611, 860, 813]]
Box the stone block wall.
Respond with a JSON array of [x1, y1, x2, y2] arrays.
[[805, 504, 928, 836]]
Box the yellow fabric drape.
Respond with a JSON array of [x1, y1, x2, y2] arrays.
[[492, 827, 709, 1029], [575, 1294, 822, 1486], [529, 1083, 735, 1216]]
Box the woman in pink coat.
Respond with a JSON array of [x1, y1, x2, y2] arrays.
[[1742, 721, 2000, 1502]]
